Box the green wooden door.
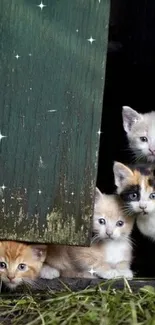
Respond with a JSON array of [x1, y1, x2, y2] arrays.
[[0, 0, 110, 245]]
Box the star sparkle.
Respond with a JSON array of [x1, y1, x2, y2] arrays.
[[37, 2, 46, 10], [88, 267, 96, 276], [87, 37, 95, 44], [97, 129, 102, 136], [1, 184, 6, 190], [15, 54, 20, 59], [0, 131, 7, 142]]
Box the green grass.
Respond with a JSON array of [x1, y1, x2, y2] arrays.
[[0, 280, 155, 325]]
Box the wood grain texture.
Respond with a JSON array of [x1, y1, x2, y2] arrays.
[[0, 0, 110, 245]]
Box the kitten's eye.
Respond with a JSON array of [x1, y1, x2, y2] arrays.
[[0, 262, 7, 269], [98, 218, 106, 225], [140, 136, 148, 142], [149, 193, 155, 199], [129, 193, 138, 200], [116, 220, 124, 227], [18, 263, 27, 271]]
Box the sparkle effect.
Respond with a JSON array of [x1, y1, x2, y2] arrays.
[[87, 37, 95, 44], [0, 131, 7, 142], [48, 110, 57, 113], [15, 54, 20, 59], [88, 267, 96, 276], [38, 190, 42, 194], [37, 2, 46, 10], [71, 192, 74, 196], [1, 184, 6, 190], [97, 129, 102, 136]]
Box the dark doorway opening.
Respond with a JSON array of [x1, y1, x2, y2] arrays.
[[97, 0, 155, 277]]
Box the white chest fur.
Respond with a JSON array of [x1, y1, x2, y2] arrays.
[[137, 213, 155, 240], [104, 240, 130, 265]]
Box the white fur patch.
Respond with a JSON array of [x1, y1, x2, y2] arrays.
[[96, 268, 120, 279], [40, 264, 60, 279], [118, 269, 133, 279], [104, 240, 130, 265], [137, 213, 155, 240]]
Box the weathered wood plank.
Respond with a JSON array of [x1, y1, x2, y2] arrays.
[[2, 278, 154, 293], [0, 0, 110, 244]]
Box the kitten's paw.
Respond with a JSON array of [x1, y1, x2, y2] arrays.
[[103, 269, 121, 279], [118, 269, 133, 280], [96, 269, 120, 279], [40, 264, 60, 279]]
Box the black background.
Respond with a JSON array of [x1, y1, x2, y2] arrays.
[[97, 0, 155, 277]]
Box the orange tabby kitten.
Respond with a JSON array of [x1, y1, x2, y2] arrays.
[[40, 188, 134, 280], [0, 241, 47, 289]]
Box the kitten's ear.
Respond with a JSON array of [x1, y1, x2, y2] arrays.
[[122, 106, 142, 133], [31, 245, 47, 262], [95, 187, 103, 204], [113, 162, 133, 190]]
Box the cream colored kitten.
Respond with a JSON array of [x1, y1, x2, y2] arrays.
[[40, 188, 134, 280], [0, 241, 47, 289], [122, 106, 155, 162]]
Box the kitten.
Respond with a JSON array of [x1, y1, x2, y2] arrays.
[[113, 161, 155, 240], [122, 106, 155, 162], [0, 241, 47, 289], [40, 188, 134, 280]]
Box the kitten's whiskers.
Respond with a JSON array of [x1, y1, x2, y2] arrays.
[[91, 233, 100, 244]]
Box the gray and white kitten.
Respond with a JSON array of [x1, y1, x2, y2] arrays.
[[122, 106, 155, 162]]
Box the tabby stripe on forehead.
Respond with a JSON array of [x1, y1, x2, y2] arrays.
[[120, 185, 140, 202]]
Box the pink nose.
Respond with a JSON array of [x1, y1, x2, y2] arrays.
[[7, 276, 15, 282], [106, 231, 113, 237], [139, 206, 147, 210]]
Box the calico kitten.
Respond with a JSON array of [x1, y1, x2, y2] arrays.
[[0, 241, 47, 289], [113, 161, 155, 240], [40, 188, 134, 280], [122, 106, 155, 162]]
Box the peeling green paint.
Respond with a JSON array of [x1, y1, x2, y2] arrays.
[[0, 0, 110, 245], [0, 208, 91, 246]]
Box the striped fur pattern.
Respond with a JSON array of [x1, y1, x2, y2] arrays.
[[0, 241, 47, 289]]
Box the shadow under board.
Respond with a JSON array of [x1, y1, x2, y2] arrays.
[[1, 277, 155, 294]]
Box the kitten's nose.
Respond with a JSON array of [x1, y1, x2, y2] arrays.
[[7, 275, 15, 281], [139, 204, 147, 210], [106, 231, 113, 237]]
